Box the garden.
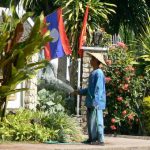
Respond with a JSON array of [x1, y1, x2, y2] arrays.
[[0, 0, 150, 143]]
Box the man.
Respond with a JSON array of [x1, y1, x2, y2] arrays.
[[76, 52, 106, 145]]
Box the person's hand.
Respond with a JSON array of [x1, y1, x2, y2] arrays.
[[71, 90, 79, 95]]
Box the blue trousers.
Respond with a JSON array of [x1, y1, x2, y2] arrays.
[[87, 107, 104, 142]]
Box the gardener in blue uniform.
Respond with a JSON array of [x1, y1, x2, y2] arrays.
[[77, 52, 106, 145]]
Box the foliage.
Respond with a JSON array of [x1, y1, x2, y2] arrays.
[[0, 2, 51, 120], [21, 0, 58, 16], [19, 0, 115, 57], [37, 89, 65, 114], [142, 96, 150, 135], [37, 85, 75, 115], [0, 109, 50, 142], [100, 31, 112, 47], [104, 42, 150, 135], [54, 0, 115, 57], [91, 28, 112, 47], [0, 109, 84, 142], [42, 112, 84, 142], [103, 0, 149, 38], [138, 17, 150, 72]]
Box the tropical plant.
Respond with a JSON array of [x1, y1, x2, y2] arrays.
[[54, 0, 115, 57], [139, 17, 150, 73], [37, 89, 65, 114], [0, 2, 51, 120], [142, 96, 150, 135], [0, 109, 84, 142], [102, 0, 149, 41], [22, 0, 58, 16], [42, 112, 84, 142], [37, 87, 75, 115], [0, 109, 51, 142], [19, 0, 115, 57], [104, 42, 149, 135]]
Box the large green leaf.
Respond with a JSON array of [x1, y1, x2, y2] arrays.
[[0, 2, 52, 119]]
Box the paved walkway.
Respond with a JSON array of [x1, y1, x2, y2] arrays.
[[0, 136, 150, 150]]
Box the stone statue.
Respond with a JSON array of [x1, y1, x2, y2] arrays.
[[93, 28, 105, 46]]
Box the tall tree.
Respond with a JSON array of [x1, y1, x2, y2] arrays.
[[54, 0, 115, 57], [102, 0, 149, 43]]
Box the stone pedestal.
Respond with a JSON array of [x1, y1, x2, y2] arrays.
[[24, 53, 38, 110]]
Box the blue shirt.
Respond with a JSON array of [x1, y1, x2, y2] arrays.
[[79, 68, 106, 110]]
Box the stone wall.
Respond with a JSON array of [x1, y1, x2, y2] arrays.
[[23, 22, 38, 110]]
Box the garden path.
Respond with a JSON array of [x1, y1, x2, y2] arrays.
[[0, 135, 150, 150]]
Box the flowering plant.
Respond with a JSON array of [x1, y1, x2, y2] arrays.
[[104, 42, 148, 135]]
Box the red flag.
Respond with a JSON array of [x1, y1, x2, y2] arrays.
[[43, 8, 72, 60], [78, 6, 89, 57]]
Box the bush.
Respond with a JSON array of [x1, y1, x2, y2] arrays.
[[0, 109, 50, 142], [37, 89, 65, 114], [143, 97, 150, 135], [42, 112, 84, 142], [0, 109, 83, 142], [37, 88, 75, 115], [104, 42, 149, 135]]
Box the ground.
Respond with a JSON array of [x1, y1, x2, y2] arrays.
[[0, 135, 150, 150]]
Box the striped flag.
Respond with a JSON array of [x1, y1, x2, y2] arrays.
[[78, 6, 89, 57], [43, 8, 72, 60]]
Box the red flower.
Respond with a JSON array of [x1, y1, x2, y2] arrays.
[[116, 96, 123, 102], [122, 110, 127, 116], [110, 125, 117, 130], [128, 115, 134, 120], [117, 42, 126, 48], [122, 84, 129, 90], [111, 118, 116, 123], [105, 77, 112, 83]]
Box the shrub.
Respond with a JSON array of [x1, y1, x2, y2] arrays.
[[0, 109, 84, 142], [37, 89, 65, 114], [142, 97, 150, 135], [37, 88, 75, 115], [104, 42, 149, 135], [42, 112, 84, 142], [0, 109, 50, 142]]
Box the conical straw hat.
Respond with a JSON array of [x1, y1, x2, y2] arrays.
[[87, 52, 107, 66]]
